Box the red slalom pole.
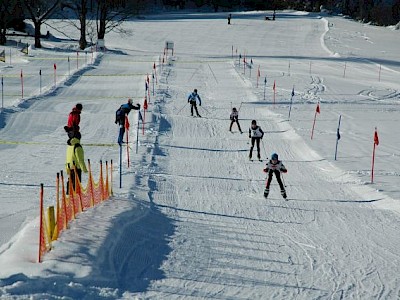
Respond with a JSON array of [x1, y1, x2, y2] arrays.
[[371, 127, 379, 183]]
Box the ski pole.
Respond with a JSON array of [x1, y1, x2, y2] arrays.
[[261, 139, 268, 159], [281, 173, 287, 188], [176, 102, 188, 115], [238, 101, 243, 112], [200, 105, 211, 115]]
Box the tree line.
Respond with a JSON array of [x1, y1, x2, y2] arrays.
[[1, 0, 145, 49], [1, 0, 399, 50]]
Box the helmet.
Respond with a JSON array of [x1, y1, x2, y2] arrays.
[[251, 120, 257, 125], [128, 98, 133, 104], [271, 153, 278, 160], [232, 107, 237, 111], [194, 89, 197, 93], [76, 103, 83, 111]]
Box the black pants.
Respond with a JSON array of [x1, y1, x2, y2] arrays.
[[266, 170, 285, 191], [229, 119, 242, 132], [249, 137, 261, 158], [190, 101, 201, 116], [67, 168, 82, 194]]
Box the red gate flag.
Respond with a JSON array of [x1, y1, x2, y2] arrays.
[[316, 102, 320, 113], [371, 127, 379, 183], [374, 128, 379, 145], [143, 97, 148, 110]]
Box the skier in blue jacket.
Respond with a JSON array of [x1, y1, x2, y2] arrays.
[[115, 98, 140, 145], [187, 88, 202, 117]]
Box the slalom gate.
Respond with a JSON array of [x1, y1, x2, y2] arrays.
[[38, 160, 113, 262]]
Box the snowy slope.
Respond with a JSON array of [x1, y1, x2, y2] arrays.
[[0, 10, 399, 299]]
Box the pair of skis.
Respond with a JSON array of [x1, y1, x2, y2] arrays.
[[264, 188, 288, 200]]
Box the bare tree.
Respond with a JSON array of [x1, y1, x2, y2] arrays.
[[58, 0, 91, 50], [21, 0, 62, 48], [93, 0, 136, 41]]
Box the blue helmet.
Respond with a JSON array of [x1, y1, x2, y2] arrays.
[[271, 153, 278, 160]]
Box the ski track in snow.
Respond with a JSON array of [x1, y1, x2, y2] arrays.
[[0, 10, 400, 299]]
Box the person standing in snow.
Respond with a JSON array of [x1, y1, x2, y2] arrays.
[[248, 119, 264, 160], [229, 107, 242, 133], [115, 98, 140, 145], [187, 88, 202, 117], [65, 131, 88, 194], [65, 103, 82, 133], [263, 153, 287, 199]]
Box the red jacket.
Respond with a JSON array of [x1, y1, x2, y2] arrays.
[[67, 108, 81, 128]]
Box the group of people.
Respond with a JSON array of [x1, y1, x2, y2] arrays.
[[63, 98, 141, 194], [64, 103, 87, 193], [187, 88, 287, 198], [64, 90, 287, 199], [230, 108, 287, 199], [188, 88, 287, 198], [191, 88, 287, 199]]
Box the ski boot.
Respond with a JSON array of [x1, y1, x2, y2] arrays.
[[281, 190, 287, 199], [257, 153, 261, 161], [264, 188, 269, 198], [249, 153, 252, 161]]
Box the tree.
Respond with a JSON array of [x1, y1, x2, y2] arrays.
[[93, 0, 136, 41], [21, 0, 62, 48], [58, 0, 91, 50]]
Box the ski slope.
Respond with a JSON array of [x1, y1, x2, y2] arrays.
[[0, 10, 399, 299]]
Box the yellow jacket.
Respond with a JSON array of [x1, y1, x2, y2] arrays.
[[65, 138, 88, 173]]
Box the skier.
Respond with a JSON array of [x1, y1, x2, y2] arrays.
[[248, 120, 264, 160], [229, 107, 242, 133], [64, 103, 82, 134], [263, 153, 287, 199], [115, 98, 140, 145], [187, 88, 202, 117]]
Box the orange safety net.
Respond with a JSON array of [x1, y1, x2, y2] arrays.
[[38, 184, 52, 262], [40, 160, 112, 262]]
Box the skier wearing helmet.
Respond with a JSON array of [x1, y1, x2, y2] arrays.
[[187, 88, 202, 117], [263, 153, 287, 199], [248, 120, 264, 160]]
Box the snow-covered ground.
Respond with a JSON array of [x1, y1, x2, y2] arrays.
[[0, 10, 399, 299]]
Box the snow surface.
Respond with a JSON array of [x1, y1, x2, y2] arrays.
[[0, 10, 399, 299]]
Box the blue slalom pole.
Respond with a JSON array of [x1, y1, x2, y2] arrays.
[[1, 76, 3, 110], [288, 86, 294, 120], [119, 143, 122, 188]]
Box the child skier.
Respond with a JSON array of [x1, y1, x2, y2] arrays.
[[229, 107, 242, 133], [248, 120, 264, 160], [263, 153, 287, 199], [187, 88, 202, 117]]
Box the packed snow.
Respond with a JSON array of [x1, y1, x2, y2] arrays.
[[0, 10, 399, 299]]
